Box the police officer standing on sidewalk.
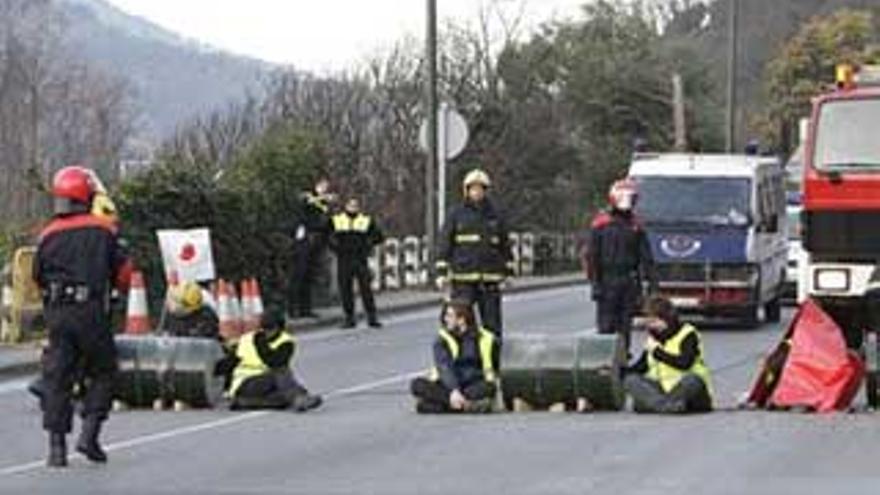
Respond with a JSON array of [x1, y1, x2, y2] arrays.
[[436, 169, 514, 338], [33, 166, 132, 468], [330, 197, 384, 329], [289, 178, 335, 319], [587, 179, 656, 355]]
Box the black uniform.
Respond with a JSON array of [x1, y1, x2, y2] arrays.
[[33, 213, 130, 435], [289, 192, 332, 317], [436, 199, 513, 337], [587, 209, 656, 353], [166, 306, 219, 340], [329, 211, 383, 326], [410, 326, 499, 414]]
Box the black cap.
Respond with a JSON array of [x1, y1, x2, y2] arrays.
[[260, 305, 287, 331]]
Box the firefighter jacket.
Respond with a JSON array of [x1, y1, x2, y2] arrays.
[[33, 212, 132, 302], [587, 209, 656, 289], [436, 199, 514, 283]]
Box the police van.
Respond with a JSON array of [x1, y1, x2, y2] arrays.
[[629, 153, 787, 326]]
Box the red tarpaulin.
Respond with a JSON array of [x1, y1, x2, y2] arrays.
[[747, 299, 864, 413]]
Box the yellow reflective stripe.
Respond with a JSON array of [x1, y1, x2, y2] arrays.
[[449, 272, 507, 282], [478, 328, 497, 383], [438, 328, 460, 358], [435, 261, 449, 268], [332, 214, 371, 233], [455, 234, 482, 243]]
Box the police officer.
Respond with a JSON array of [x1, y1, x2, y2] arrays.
[[33, 165, 132, 468], [436, 169, 514, 338], [625, 296, 713, 413], [587, 179, 656, 355], [330, 198, 384, 328], [289, 178, 335, 319]]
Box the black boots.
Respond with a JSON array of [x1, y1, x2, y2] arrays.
[[76, 417, 108, 463], [47, 433, 67, 468]]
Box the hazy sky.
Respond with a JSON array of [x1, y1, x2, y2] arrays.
[[105, 0, 587, 72]]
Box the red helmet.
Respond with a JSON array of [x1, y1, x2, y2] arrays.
[[52, 165, 96, 203], [608, 178, 638, 211]]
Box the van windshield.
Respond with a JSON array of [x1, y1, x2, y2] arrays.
[[814, 99, 880, 170], [635, 177, 752, 227]]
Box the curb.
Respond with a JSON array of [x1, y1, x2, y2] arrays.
[[0, 275, 586, 380]]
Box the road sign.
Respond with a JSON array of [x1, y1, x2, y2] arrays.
[[419, 104, 470, 226]]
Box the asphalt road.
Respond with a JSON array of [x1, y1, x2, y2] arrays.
[[0, 286, 876, 495]]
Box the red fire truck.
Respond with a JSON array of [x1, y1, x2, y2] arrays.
[[802, 64, 880, 350]]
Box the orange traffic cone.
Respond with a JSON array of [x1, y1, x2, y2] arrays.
[[217, 280, 238, 342], [251, 278, 264, 322], [230, 282, 244, 336], [125, 271, 151, 335], [240, 279, 259, 332]]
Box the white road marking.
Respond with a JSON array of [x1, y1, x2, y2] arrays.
[[0, 369, 422, 477]]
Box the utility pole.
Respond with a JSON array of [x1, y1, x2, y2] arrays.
[[425, 0, 439, 282], [725, 0, 739, 153]]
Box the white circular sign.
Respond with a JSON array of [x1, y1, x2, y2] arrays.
[[419, 106, 469, 160]]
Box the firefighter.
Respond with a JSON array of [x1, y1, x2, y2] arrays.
[[217, 306, 322, 411], [33, 165, 132, 468], [164, 281, 219, 340], [587, 178, 656, 355], [288, 178, 335, 319], [329, 197, 384, 329], [625, 296, 713, 413], [410, 300, 499, 414], [436, 169, 514, 338]]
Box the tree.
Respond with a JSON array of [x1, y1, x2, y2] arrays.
[[756, 9, 879, 155]]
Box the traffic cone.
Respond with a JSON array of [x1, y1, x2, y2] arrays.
[[217, 280, 238, 342], [125, 271, 151, 335], [251, 278, 264, 322], [230, 283, 244, 337], [240, 279, 258, 333]]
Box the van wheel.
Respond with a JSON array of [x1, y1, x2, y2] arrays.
[[765, 297, 781, 323]]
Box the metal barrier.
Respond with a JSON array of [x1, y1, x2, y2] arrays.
[[402, 236, 421, 288], [383, 238, 402, 290], [369, 244, 383, 292]]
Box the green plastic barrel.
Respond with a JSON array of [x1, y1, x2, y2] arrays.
[[167, 337, 225, 408], [114, 335, 172, 407], [501, 331, 625, 411]]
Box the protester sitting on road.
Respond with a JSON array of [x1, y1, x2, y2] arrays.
[[164, 281, 219, 339], [215, 306, 322, 412], [625, 295, 713, 414], [410, 300, 499, 414]]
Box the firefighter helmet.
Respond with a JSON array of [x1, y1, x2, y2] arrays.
[[463, 169, 491, 194], [52, 166, 96, 204], [608, 178, 638, 211], [169, 282, 204, 314]]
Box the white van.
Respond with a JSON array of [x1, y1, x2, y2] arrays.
[[629, 153, 788, 326]]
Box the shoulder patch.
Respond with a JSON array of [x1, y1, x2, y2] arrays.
[[39, 214, 117, 241], [591, 211, 612, 229]]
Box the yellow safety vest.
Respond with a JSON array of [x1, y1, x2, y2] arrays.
[[646, 323, 713, 396], [332, 213, 371, 233], [230, 330, 295, 396], [306, 193, 329, 213], [429, 327, 498, 384]]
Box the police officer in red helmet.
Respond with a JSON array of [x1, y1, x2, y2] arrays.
[[34, 165, 132, 468], [587, 179, 656, 355]]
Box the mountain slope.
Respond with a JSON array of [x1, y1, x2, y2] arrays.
[[59, 0, 270, 141]]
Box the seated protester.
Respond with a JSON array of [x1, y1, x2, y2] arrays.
[[165, 281, 219, 340], [215, 306, 322, 412], [410, 300, 499, 414], [625, 296, 713, 414]]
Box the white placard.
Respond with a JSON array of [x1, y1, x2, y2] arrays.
[[157, 228, 216, 282]]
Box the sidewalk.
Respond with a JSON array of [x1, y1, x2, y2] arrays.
[[0, 273, 585, 378]]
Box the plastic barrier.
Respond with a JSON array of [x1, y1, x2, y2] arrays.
[[501, 331, 625, 411], [509, 233, 522, 276], [369, 245, 383, 292], [114, 335, 225, 409]]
